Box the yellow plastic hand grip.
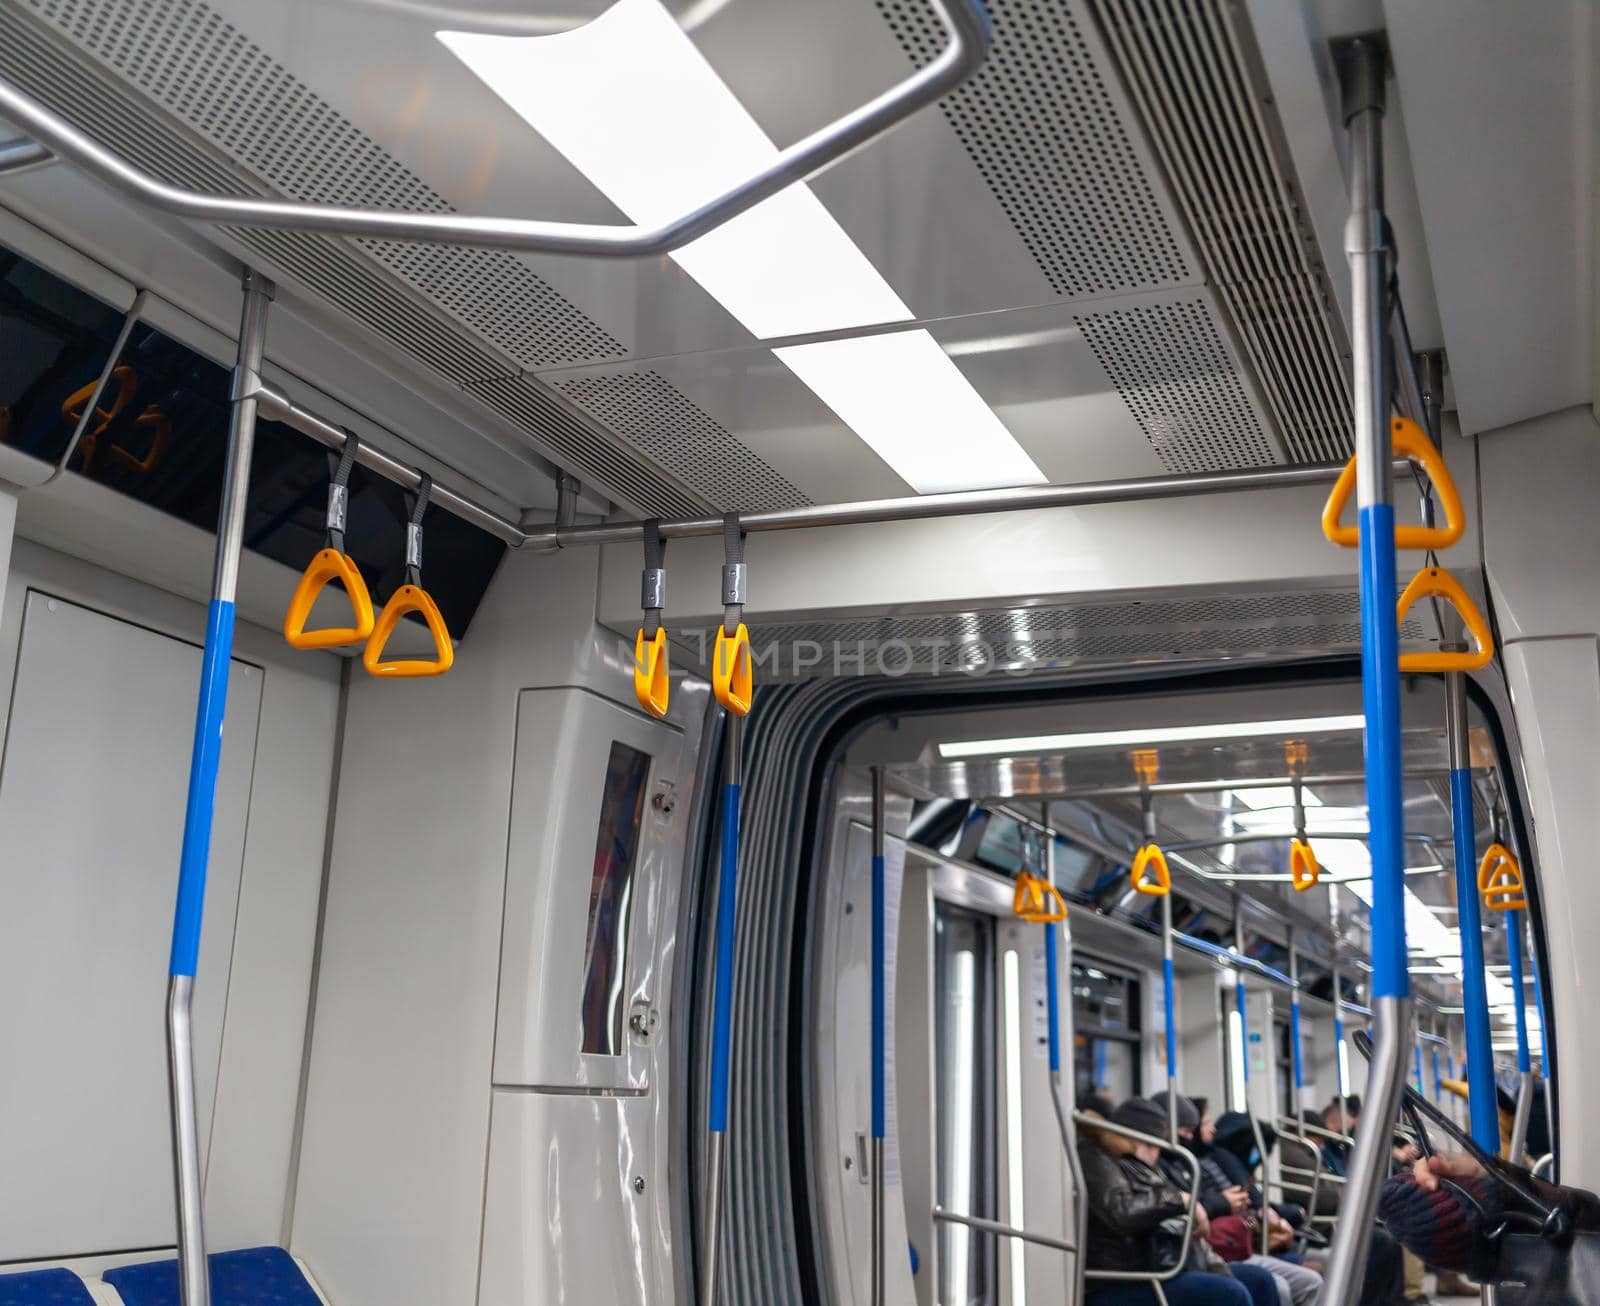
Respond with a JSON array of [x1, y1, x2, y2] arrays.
[[1396, 567, 1494, 672], [634, 627, 670, 719], [1012, 871, 1069, 923], [107, 404, 172, 473], [1130, 844, 1171, 897], [283, 548, 375, 650], [1322, 416, 1465, 550], [1289, 838, 1320, 891], [713, 622, 753, 716], [1477, 843, 1526, 912], [362, 584, 454, 678], [61, 364, 138, 470]]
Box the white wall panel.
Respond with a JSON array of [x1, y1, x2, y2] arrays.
[[0, 590, 260, 1259]]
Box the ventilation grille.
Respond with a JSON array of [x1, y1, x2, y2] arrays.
[[1089, 0, 1354, 463], [1076, 299, 1278, 470], [668, 587, 1433, 680], [550, 370, 810, 514], [0, 0, 760, 517], [875, 0, 1192, 296]]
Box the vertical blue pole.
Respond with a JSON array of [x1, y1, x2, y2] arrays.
[[1236, 975, 1250, 1089], [1045, 919, 1061, 1074], [1506, 910, 1531, 1075], [870, 770, 886, 1306], [1449, 750, 1498, 1150], [1431, 1046, 1441, 1102], [1162, 956, 1177, 1084], [1413, 1042, 1424, 1093], [871, 849, 885, 1136]]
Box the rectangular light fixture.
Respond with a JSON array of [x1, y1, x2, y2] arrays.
[[938, 714, 1366, 759], [440, 0, 1045, 494]]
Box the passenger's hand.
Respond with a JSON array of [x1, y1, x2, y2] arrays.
[[1393, 1142, 1421, 1165], [1267, 1208, 1292, 1233], [1411, 1152, 1486, 1193], [1224, 1186, 1251, 1215], [1193, 1205, 1211, 1237]]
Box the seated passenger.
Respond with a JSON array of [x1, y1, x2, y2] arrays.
[[1149, 1094, 1322, 1306], [1077, 1096, 1283, 1306]]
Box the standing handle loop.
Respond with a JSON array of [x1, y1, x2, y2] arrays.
[[1396, 566, 1494, 672], [635, 520, 670, 718], [1289, 838, 1321, 891], [1322, 416, 1465, 550], [1130, 844, 1171, 896], [1012, 871, 1069, 923], [363, 472, 454, 678], [284, 428, 375, 650], [1477, 843, 1527, 912], [714, 513, 752, 715]]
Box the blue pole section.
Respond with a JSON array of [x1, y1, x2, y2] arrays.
[[1431, 1046, 1441, 1102], [1358, 503, 1410, 1005], [708, 749, 740, 1134], [1506, 910, 1531, 1075], [871, 856, 885, 1138], [169, 600, 236, 976], [1236, 975, 1249, 1086], [1046, 920, 1061, 1074], [1162, 957, 1177, 1081], [1449, 757, 1498, 1151], [1413, 1042, 1424, 1093]]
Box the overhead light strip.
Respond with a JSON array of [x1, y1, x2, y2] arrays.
[[938, 714, 1366, 759], [440, 0, 1045, 493]]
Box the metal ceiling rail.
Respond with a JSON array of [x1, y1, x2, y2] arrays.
[[0, 136, 53, 176], [0, 0, 988, 256], [980, 768, 1448, 802]]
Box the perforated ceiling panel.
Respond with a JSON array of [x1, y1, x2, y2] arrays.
[[1089, 0, 1354, 463], [1075, 299, 1279, 470], [0, 0, 805, 518], [550, 370, 809, 513], [665, 587, 1435, 681], [875, 0, 1192, 296]]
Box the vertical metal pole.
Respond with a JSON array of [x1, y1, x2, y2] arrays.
[[1506, 908, 1533, 1161], [1447, 678, 1498, 1151], [1289, 933, 1305, 1129], [167, 269, 272, 1306], [1143, 787, 1178, 1143], [1323, 40, 1416, 1306], [702, 710, 742, 1306], [1329, 886, 1349, 1136], [1234, 901, 1270, 1255], [1529, 930, 1555, 1172], [870, 767, 886, 1306], [1045, 823, 1089, 1306]]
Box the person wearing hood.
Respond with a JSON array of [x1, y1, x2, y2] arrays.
[[1077, 1096, 1284, 1306], [1149, 1094, 1323, 1306]]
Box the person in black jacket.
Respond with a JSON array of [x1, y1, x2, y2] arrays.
[[1078, 1098, 1281, 1306]]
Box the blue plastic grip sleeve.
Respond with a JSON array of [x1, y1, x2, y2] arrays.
[[1162, 957, 1176, 1079], [1451, 765, 1499, 1151], [1290, 999, 1304, 1092], [168, 598, 236, 978], [1236, 979, 1249, 1084], [709, 781, 740, 1134], [1431, 1047, 1441, 1102], [871, 853, 886, 1138], [1358, 504, 1410, 1000], [1413, 1043, 1424, 1092], [1045, 919, 1060, 1074], [1506, 909, 1531, 1074]]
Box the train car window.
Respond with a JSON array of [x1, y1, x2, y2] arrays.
[[0, 247, 505, 635], [579, 742, 652, 1057], [972, 813, 1024, 875], [1072, 957, 1142, 1102], [933, 904, 996, 1306]]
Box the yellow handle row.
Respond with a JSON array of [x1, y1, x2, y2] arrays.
[[283, 548, 453, 677], [639, 623, 753, 719]]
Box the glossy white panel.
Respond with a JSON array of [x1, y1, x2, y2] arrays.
[[477, 1089, 659, 1306], [1386, 0, 1591, 434], [0, 591, 260, 1259], [494, 686, 686, 1091]]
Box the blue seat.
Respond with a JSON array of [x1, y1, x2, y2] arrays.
[[104, 1247, 322, 1306], [0, 1268, 95, 1305]]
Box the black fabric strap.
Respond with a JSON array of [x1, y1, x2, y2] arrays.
[[326, 428, 360, 553], [722, 512, 746, 635], [642, 518, 665, 637], [404, 471, 432, 587]]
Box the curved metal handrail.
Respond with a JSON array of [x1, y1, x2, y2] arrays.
[[1073, 1112, 1201, 1285], [0, 0, 990, 256]]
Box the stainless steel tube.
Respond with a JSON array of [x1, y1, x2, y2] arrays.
[[166, 976, 209, 1306], [0, 0, 988, 257], [1509, 1069, 1534, 1162], [700, 1131, 725, 1306], [932, 1207, 1077, 1255], [0, 135, 53, 175]]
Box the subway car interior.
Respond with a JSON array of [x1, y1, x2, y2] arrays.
[[0, 1, 1590, 1304]]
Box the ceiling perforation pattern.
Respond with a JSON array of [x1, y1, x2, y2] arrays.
[[875, 0, 1192, 296], [0, 0, 806, 516], [1075, 299, 1278, 470], [549, 369, 811, 514], [1088, 0, 1354, 463]]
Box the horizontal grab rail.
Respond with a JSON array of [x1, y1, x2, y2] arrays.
[[1174, 932, 1297, 989], [932, 1207, 1077, 1254], [1073, 1112, 1200, 1285], [0, 1, 990, 256]]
